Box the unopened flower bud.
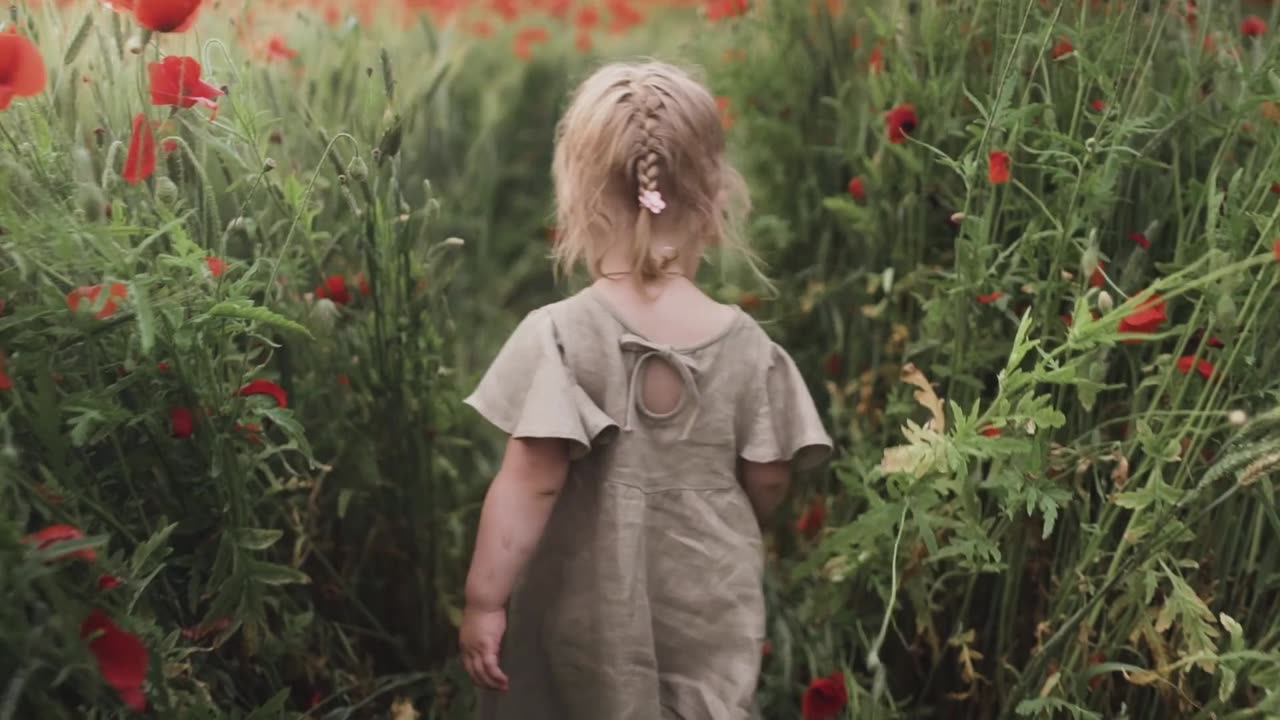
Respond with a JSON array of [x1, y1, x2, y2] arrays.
[[347, 156, 369, 182], [949, 211, 966, 224], [1081, 246, 1099, 280], [1228, 409, 1248, 426], [1097, 290, 1114, 313], [155, 176, 179, 205], [263, 158, 277, 172]]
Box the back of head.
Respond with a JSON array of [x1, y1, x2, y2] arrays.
[[552, 61, 749, 282]]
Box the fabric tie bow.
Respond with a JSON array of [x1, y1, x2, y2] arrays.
[[618, 333, 702, 440]]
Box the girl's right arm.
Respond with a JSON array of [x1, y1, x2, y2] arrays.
[[740, 460, 791, 521]]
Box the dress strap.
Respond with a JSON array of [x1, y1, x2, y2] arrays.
[[618, 333, 702, 440]]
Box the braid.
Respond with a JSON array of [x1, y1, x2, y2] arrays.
[[629, 82, 673, 280]]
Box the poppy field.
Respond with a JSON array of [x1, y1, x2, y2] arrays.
[[2, 0, 1280, 718]]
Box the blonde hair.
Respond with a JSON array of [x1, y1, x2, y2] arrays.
[[551, 60, 750, 281]]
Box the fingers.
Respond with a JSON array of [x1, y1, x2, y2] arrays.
[[483, 652, 509, 691]]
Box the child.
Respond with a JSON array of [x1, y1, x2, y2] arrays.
[[459, 61, 832, 720]]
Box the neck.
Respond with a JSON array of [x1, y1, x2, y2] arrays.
[[596, 233, 702, 280]]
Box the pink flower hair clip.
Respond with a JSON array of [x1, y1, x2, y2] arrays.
[[639, 189, 666, 214]]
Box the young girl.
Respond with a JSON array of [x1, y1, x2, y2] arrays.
[[459, 61, 832, 720]]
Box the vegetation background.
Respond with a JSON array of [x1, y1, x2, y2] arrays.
[[1, 0, 1278, 718]]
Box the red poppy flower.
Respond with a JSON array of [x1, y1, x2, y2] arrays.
[[1090, 99, 1106, 112], [801, 671, 848, 720], [24, 524, 97, 561], [847, 176, 865, 201], [605, 0, 645, 33], [170, 406, 194, 438], [264, 35, 298, 62], [868, 45, 883, 74], [1089, 261, 1106, 289], [315, 274, 351, 305], [98, 574, 121, 590], [1184, 0, 1197, 28], [337, 373, 351, 387], [0, 30, 48, 111], [147, 56, 223, 117], [0, 350, 10, 391], [181, 616, 232, 641], [1051, 38, 1073, 59], [574, 31, 592, 52], [237, 379, 287, 408], [205, 256, 227, 277], [1242, 15, 1266, 38], [1176, 356, 1215, 379], [234, 422, 263, 444], [1117, 293, 1166, 341], [795, 497, 825, 538], [884, 104, 917, 144], [133, 0, 202, 33], [716, 96, 734, 130], [988, 151, 1011, 184], [707, 0, 749, 20], [513, 26, 550, 60], [1271, 183, 1280, 195], [67, 282, 128, 319], [977, 291, 1004, 304], [80, 610, 148, 711], [823, 352, 843, 378], [1129, 232, 1150, 249], [122, 113, 155, 185], [980, 425, 1003, 437]]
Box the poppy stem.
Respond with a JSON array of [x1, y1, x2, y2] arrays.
[[0, 118, 20, 156]]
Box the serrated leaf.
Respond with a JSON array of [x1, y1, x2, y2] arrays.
[[206, 301, 312, 338], [249, 561, 310, 586], [130, 522, 177, 574], [233, 528, 283, 551]]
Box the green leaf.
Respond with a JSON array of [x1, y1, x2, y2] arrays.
[[132, 280, 156, 355], [249, 561, 310, 586], [246, 689, 292, 720], [233, 528, 284, 551], [205, 301, 312, 338], [130, 522, 177, 574]]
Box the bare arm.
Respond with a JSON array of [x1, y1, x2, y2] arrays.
[[465, 436, 572, 611], [740, 460, 791, 522]]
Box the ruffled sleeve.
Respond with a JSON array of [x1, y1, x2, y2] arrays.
[[463, 309, 619, 460], [739, 343, 833, 471]]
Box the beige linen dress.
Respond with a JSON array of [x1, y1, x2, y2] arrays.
[[464, 286, 832, 720]]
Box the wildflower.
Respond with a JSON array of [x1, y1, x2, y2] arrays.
[[706, 0, 748, 21], [884, 103, 917, 144], [980, 425, 1003, 437], [605, 0, 645, 33], [234, 422, 263, 443], [237, 379, 287, 408], [823, 352, 843, 378], [0, 30, 48, 111], [1176, 356, 1215, 379], [23, 524, 97, 562], [314, 275, 351, 305], [513, 26, 549, 60], [67, 283, 128, 319], [170, 407, 194, 438], [1089, 261, 1106, 289], [98, 574, 121, 590], [988, 150, 1011, 184], [1052, 38, 1074, 59], [80, 610, 148, 711], [1129, 232, 1150, 249], [204, 256, 227, 277], [147, 56, 223, 118], [1117, 293, 1166, 341], [133, 0, 202, 33], [977, 291, 1003, 304], [356, 272, 370, 295], [1090, 99, 1106, 112], [795, 497, 825, 539], [868, 45, 883, 74], [1228, 409, 1248, 426], [801, 672, 848, 720], [122, 113, 155, 185], [847, 176, 865, 201], [264, 35, 298, 62], [1242, 15, 1266, 38], [715, 96, 734, 130], [0, 349, 10, 391]]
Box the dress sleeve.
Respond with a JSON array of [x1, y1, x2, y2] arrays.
[[463, 309, 619, 460], [739, 343, 833, 471]]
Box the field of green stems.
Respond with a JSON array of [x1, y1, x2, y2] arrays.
[[1, 0, 1279, 718]]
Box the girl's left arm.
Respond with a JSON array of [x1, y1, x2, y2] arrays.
[[460, 436, 571, 691]]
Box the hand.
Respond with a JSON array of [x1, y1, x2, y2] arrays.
[[460, 605, 509, 692]]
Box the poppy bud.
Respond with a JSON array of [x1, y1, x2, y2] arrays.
[[1084, 137, 1098, 154], [226, 216, 256, 236], [1228, 409, 1248, 426], [377, 114, 402, 164], [347, 156, 369, 182], [1215, 294, 1237, 328], [1081, 246, 1099, 280], [155, 176, 178, 205], [1097, 290, 1114, 313], [310, 298, 339, 330], [263, 158, 277, 172], [949, 211, 966, 224], [77, 184, 106, 222]]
